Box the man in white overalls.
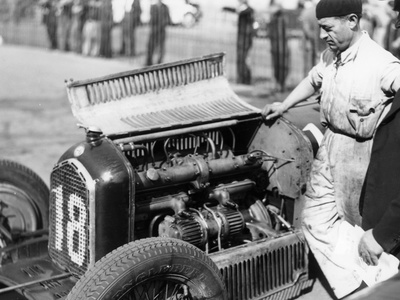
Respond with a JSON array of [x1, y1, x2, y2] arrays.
[[262, 0, 400, 298]]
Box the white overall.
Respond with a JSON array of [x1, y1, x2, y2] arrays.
[[302, 32, 400, 298]]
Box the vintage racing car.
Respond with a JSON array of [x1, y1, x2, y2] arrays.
[[0, 53, 319, 300]]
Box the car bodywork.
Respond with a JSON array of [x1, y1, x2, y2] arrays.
[[141, 0, 202, 27], [0, 53, 315, 299]]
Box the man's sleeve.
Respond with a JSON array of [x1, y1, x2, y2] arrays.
[[381, 61, 400, 94], [307, 49, 331, 90], [373, 196, 400, 255]]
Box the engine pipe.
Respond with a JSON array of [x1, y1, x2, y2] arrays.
[[135, 153, 263, 191], [136, 192, 190, 215], [208, 180, 255, 208]]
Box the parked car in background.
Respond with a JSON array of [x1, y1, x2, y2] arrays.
[[141, 0, 202, 27], [219, 0, 303, 38]]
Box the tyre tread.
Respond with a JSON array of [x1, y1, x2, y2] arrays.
[[67, 237, 225, 300], [0, 159, 49, 228]]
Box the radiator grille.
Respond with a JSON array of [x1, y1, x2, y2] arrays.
[[49, 161, 91, 276], [211, 233, 311, 300]]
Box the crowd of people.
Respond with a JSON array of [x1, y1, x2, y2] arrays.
[[39, 0, 167, 60], [40, 0, 112, 57]]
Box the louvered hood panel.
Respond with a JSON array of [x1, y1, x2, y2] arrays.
[[66, 53, 260, 136]]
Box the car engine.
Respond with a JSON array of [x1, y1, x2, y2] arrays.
[[43, 53, 315, 300]]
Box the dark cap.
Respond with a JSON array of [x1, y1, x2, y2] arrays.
[[316, 0, 362, 19]]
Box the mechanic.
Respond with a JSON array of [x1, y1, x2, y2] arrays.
[[358, 0, 400, 269], [261, 0, 400, 298]]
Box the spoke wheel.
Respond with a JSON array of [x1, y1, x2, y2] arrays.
[[123, 276, 201, 299], [66, 237, 227, 300], [0, 160, 49, 246]]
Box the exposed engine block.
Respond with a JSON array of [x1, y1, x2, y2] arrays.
[[120, 131, 282, 253], [46, 53, 314, 300]]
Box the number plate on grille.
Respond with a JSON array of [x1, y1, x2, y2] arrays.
[[49, 160, 94, 276]]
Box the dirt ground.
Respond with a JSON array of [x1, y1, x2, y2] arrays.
[[0, 44, 333, 300], [0, 45, 138, 185]]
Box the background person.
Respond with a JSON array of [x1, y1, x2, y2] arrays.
[[122, 0, 142, 56], [40, 0, 58, 50], [57, 0, 73, 51], [384, 0, 400, 58], [81, 0, 101, 56], [262, 0, 400, 298], [99, 0, 113, 58], [145, 0, 170, 66], [300, 0, 326, 72], [235, 0, 254, 85], [362, 0, 392, 47], [69, 0, 85, 53], [223, 0, 255, 85], [269, 0, 289, 92]]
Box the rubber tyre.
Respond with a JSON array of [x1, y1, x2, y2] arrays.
[[0, 160, 49, 231], [66, 237, 227, 300]]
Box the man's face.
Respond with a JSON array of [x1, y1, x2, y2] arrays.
[[318, 16, 353, 52]]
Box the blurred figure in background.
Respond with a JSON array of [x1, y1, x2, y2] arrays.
[[69, 0, 86, 53], [82, 0, 101, 56], [269, 0, 289, 92], [146, 0, 171, 66], [360, 0, 376, 36], [385, 0, 400, 58], [300, 0, 326, 72], [99, 0, 113, 58], [122, 0, 142, 56], [57, 0, 73, 51], [40, 0, 58, 49], [223, 0, 255, 85], [361, 0, 392, 47]]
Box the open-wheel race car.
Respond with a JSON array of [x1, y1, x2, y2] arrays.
[[0, 53, 319, 300]]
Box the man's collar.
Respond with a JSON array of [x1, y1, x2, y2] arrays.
[[335, 31, 368, 65]]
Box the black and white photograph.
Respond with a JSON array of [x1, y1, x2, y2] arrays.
[[0, 0, 399, 299]]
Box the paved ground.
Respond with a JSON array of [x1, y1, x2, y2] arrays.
[[0, 45, 334, 300]]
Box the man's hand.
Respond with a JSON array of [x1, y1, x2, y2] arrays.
[[261, 102, 288, 120], [358, 229, 384, 266]]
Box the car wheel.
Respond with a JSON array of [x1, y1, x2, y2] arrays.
[[66, 237, 227, 300], [182, 13, 196, 28], [0, 160, 49, 246]]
